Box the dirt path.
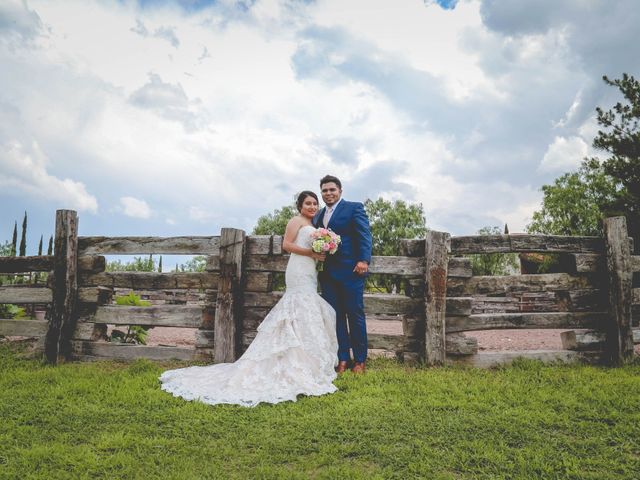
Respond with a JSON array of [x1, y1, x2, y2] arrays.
[[144, 322, 567, 351]]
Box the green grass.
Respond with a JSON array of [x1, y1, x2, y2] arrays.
[[1, 344, 639, 479]]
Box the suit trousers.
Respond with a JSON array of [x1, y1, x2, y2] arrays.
[[319, 273, 367, 363]]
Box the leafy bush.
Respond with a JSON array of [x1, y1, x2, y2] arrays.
[[0, 304, 26, 319], [109, 292, 152, 345]]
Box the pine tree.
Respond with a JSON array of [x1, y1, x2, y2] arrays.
[[11, 221, 17, 256], [19, 211, 27, 256], [158, 256, 163, 273], [35, 235, 43, 285], [47, 235, 53, 255]]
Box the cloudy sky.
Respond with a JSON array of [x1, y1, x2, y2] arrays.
[[2, 0, 639, 257]]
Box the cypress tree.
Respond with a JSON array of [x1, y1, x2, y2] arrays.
[[19, 211, 27, 256], [38, 235, 43, 256], [158, 256, 163, 273], [11, 221, 17, 256], [47, 235, 53, 255], [504, 223, 509, 235]]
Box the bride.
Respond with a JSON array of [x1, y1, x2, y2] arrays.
[[159, 191, 338, 407]]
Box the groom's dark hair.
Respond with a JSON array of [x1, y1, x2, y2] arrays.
[[320, 175, 342, 189]]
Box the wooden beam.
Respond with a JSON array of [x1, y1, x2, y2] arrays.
[[446, 297, 473, 316], [244, 255, 288, 272], [447, 273, 600, 297], [570, 254, 604, 273], [368, 256, 424, 276], [0, 319, 48, 336], [445, 332, 478, 355], [603, 216, 634, 365], [368, 333, 403, 351], [244, 272, 273, 292], [45, 209, 79, 364], [79, 271, 219, 290], [71, 340, 196, 361], [446, 350, 601, 368], [0, 256, 53, 273], [246, 236, 272, 255], [561, 328, 640, 351], [445, 312, 608, 333], [78, 236, 220, 255], [450, 234, 604, 255], [399, 239, 425, 257], [93, 305, 204, 327], [447, 258, 473, 278], [243, 292, 422, 315], [0, 287, 52, 304], [424, 231, 450, 366], [77, 287, 113, 304], [77, 255, 106, 273], [214, 228, 246, 363]]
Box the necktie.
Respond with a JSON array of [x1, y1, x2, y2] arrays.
[[323, 207, 333, 228]]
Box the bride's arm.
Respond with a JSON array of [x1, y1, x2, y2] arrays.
[[282, 219, 325, 260]]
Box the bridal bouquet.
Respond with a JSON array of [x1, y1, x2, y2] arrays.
[[310, 228, 341, 271]]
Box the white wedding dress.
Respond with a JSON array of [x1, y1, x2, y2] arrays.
[[159, 224, 338, 407]]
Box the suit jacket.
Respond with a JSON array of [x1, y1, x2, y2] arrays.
[[313, 199, 372, 273]]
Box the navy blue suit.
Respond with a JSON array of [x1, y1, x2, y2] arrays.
[[313, 200, 372, 363]]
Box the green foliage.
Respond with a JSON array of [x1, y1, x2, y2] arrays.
[[176, 255, 206, 273], [468, 226, 519, 276], [528, 74, 640, 246], [528, 159, 616, 236], [592, 74, 640, 248], [47, 235, 53, 256], [115, 292, 152, 307], [37, 235, 43, 256], [1, 345, 640, 479], [0, 304, 26, 319], [19, 211, 27, 257], [252, 205, 297, 235], [364, 198, 427, 256], [110, 292, 152, 344], [106, 255, 156, 272], [11, 221, 17, 256], [0, 240, 12, 257], [364, 198, 427, 292]]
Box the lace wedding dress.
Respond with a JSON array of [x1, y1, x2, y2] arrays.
[[159, 224, 338, 407]]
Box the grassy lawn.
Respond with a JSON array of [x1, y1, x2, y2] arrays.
[[1, 343, 639, 479]]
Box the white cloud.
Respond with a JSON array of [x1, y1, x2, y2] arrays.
[[189, 206, 219, 223], [0, 141, 98, 213], [539, 136, 588, 173], [120, 196, 152, 219], [1, 0, 639, 243]]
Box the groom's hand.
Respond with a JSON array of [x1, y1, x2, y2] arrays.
[[353, 261, 369, 276]]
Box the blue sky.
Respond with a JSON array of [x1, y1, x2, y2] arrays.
[[1, 0, 639, 264]]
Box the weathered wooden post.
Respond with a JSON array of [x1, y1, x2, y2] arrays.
[[213, 228, 246, 363], [603, 216, 634, 365], [424, 230, 451, 366], [44, 210, 79, 364]]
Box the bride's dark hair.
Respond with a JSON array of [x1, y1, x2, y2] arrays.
[[296, 191, 319, 212]]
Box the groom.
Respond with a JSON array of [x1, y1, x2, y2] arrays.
[[313, 175, 372, 374]]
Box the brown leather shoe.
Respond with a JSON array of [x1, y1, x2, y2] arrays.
[[335, 361, 349, 374], [351, 362, 366, 374]]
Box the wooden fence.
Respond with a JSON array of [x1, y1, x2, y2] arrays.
[[1, 210, 638, 367]]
